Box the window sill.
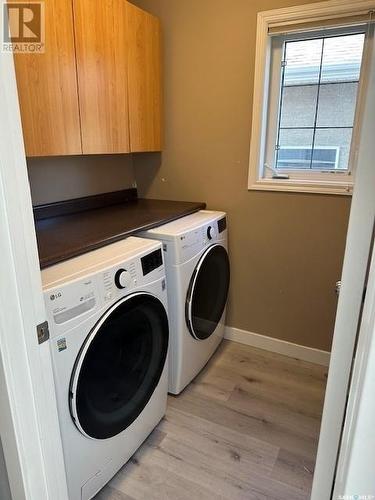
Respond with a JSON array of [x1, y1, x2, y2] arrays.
[[249, 178, 353, 195]]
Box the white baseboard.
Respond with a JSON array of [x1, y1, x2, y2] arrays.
[[224, 326, 330, 366]]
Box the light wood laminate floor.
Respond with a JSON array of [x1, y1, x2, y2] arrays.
[[95, 340, 327, 500]]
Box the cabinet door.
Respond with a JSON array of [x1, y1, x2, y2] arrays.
[[73, 0, 130, 154], [13, 0, 82, 156], [127, 3, 162, 152]]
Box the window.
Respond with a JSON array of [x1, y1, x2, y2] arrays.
[[248, 1, 374, 195], [276, 146, 340, 170]]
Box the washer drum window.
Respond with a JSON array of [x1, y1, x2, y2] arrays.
[[70, 293, 169, 440]]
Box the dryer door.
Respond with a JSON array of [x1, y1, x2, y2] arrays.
[[186, 244, 230, 341], [70, 292, 168, 439]]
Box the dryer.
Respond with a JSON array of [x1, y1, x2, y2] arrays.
[[139, 210, 229, 394], [42, 237, 169, 500]]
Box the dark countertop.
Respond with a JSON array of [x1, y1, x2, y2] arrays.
[[35, 195, 206, 268]]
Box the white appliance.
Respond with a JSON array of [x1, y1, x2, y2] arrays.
[[139, 210, 229, 394], [42, 237, 169, 500]]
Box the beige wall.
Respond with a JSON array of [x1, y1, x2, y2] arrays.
[[27, 154, 135, 205], [132, 0, 352, 351]]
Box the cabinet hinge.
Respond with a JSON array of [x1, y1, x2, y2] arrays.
[[37, 321, 50, 345]]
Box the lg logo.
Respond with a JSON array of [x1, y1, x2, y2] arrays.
[[50, 292, 62, 301]]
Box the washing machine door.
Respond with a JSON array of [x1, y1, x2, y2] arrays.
[[186, 244, 230, 341], [70, 292, 169, 440]]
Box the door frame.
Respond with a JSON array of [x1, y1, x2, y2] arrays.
[[0, 8, 68, 499], [0, 1, 374, 499], [311, 21, 375, 500], [333, 231, 375, 497]]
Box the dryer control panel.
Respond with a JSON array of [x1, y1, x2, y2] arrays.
[[174, 216, 227, 264], [217, 216, 227, 234]]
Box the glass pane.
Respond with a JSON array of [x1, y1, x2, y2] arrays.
[[283, 38, 322, 86], [276, 128, 314, 169], [280, 85, 318, 128], [272, 32, 365, 173], [312, 128, 353, 170], [321, 33, 365, 83], [317, 82, 358, 127]]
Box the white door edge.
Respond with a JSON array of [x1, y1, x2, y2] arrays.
[[333, 230, 375, 497], [0, 9, 68, 500], [311, 26, 375, 500]]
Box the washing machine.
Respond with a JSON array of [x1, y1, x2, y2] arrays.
[[42, 237, 169, 500], [139, 210, 229, 394]]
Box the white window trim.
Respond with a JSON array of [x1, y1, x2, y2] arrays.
[[248, 0, 375, 195]]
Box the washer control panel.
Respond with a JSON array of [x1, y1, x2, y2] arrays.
[[114, 268, 132, 289], [44, 242, 165, 331], [102, 259, 138, 303], [101, 248, 164, 304], [48, 279, 96, 325], [141, 248, 163, 276]]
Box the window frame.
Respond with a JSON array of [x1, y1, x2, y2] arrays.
[[248, 0, 375, 195]]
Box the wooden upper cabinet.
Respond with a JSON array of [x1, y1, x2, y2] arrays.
[[13, 0, 82, 157], [12, 0, 162, 156], [127, 3, 162, 152], [73, 0, 130, 154]]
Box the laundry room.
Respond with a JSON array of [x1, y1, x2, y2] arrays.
[[1, 0, 375, 500]]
